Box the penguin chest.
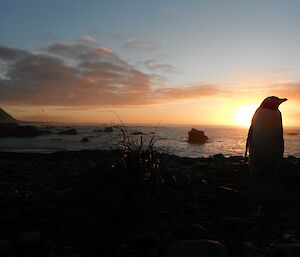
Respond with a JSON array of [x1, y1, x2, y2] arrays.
[[250, 109, 284, 161]]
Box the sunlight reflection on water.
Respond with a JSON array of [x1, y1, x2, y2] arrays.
[[0, 124, 300, 157]]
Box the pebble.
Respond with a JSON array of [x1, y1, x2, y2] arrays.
[[247, 212, 271, 225], [19, 230, 42, 248], [216, 186, 240, 200], [164, 239, 227, 257], [271, 244, 300, 257], [169, 224, 211, 241], [221, 216, 246, 230], [134, 232, 158, 249], [185, 203, 201, 212], [104, 189, 128, 210], [0, 239, 12, 253]]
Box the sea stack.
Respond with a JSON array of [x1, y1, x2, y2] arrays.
[[188, 128, 208, 144]]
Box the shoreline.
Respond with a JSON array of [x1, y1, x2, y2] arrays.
[[1, 150, 300, 256]]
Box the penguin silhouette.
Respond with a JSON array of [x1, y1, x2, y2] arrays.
[[245, 96, 287, 180]]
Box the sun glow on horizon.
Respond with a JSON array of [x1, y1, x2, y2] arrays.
[[234, 105, 258, 127]]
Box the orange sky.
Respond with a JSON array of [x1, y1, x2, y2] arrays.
[[2, 67, 299, 127], [3, 87, 298, 127]]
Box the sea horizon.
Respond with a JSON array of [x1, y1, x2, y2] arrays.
[[1, 123, 300, 158], [19, 119, 300, 129]]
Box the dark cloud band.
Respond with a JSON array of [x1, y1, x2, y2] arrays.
[[0, 42, 225, 107]]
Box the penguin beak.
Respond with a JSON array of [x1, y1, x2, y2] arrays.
[[279, 98, 288, 103]]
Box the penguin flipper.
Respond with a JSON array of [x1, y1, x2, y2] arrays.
[[245, 125, 253, 158]]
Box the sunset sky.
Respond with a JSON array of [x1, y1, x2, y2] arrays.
[[1, 0, 300, 126]]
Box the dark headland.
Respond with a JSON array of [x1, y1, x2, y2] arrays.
[[0, 149, 300, 257], [0, 108, 51, 137], [0, 108, 19, 124]]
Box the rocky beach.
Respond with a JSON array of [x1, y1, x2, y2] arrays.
[[0, 150, 300, 257]]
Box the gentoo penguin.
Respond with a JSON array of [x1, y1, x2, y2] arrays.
[[245, 96, 287, 180]]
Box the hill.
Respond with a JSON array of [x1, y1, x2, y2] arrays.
[[0, 108, 19, 124]]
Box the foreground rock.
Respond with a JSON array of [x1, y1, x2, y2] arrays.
[[271, 244, 300, 257], [168, 224, 211, 241], [164, 240, 227, 257], [0, 239, 12, 254], [19, 230, 42, 249], [188, 128, 208, 144]]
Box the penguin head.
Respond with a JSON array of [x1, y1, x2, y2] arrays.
[[260, 96, 287, 110]]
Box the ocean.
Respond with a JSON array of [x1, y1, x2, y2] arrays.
[[0, 124, 300, 158]]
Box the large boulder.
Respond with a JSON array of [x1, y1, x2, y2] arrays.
[[188, 128, 208, 144]]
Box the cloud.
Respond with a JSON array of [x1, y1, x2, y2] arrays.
[[269, 82, 300, 101], [151, 84, 222, 102], [24, 113, 69, 122], [145, 59, 179, 73], [290, 113, 300, 119], [0, 41, 230, 108], [122, 39, 158, 51], [12, 109, 27, 113], [0, 46, 29, 61], [81, 35, 97, 43], [44, 42, 90, 59]]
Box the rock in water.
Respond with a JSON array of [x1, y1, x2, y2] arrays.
[[164, 240, 227, 257], [58, 128, 78, 135], [103, 127, 113, 132], [188, 128, 208, 144], [131, 131, 146, 135], [81, 137, 90, 142]]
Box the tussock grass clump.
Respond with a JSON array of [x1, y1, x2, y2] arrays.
[[112, 122, 165, 202], [81, 119, 165, 210]]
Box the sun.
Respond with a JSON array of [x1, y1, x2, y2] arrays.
[[234, 105, 258, 127]]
